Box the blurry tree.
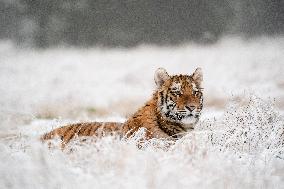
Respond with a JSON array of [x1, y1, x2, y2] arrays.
[[229, 0, 284, 36], [20, 0, 63, 48], [0, 1, 20, 39], [0, 0, 283, 48]]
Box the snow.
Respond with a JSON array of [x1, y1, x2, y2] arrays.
[[0, 36, 284, 188]]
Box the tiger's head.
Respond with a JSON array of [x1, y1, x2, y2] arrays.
[[155, 67, 203, 129]]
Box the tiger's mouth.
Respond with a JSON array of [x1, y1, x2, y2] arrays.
[[163, 110, 200, 124]]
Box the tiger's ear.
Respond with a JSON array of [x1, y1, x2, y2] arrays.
[[154, 68, 170, 88], [192, 67, 203, 87]]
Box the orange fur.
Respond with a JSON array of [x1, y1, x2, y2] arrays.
[[42, 67, 204, 147]]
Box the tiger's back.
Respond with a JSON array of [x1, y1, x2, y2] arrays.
[[41, 122, 123, 148]]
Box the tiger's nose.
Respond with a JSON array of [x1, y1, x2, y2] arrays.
[[185, 105, 196, 111]]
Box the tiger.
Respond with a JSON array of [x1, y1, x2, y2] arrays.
[[41, 67, 203, 148]]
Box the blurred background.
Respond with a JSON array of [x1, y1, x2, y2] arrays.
[[1, 0, 283, 48], [0, 2, 284, 188], [0, 0, 283, 129]]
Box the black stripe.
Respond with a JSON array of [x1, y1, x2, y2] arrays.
[[160, 92, 164, 105]]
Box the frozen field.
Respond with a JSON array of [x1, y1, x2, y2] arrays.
[[0, 37, 284, 188]]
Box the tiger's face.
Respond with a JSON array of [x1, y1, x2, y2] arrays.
[[155, 68, 203, 129]]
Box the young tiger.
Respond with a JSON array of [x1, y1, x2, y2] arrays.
[[41, 67, 203, 147]]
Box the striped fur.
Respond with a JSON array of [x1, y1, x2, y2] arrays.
[[41, 122, 123, 148], [42, 67, 203, 148]]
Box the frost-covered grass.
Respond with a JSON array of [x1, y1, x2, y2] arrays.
[[0, 37, 284, 188]]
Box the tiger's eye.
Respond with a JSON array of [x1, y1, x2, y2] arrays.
[[193, 90, 199, 96], [176, 91, 182, 96], [171, 90, 181, 97]]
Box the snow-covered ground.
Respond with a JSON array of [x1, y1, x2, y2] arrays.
[[0, 37, 284, 188]]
